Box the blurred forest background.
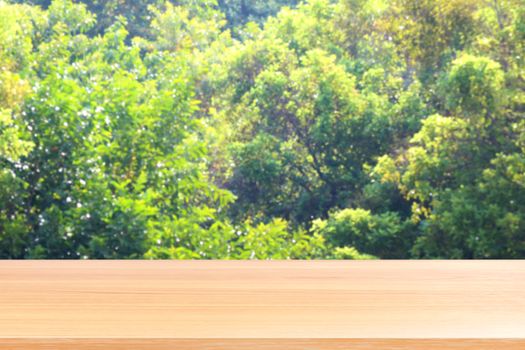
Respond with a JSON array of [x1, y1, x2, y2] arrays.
[[0, 0, 524, 259]]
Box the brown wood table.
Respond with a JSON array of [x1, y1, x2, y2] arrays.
[[1, 260, 524, 349]]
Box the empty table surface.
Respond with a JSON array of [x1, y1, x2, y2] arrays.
[[1, 260, 524, 349]]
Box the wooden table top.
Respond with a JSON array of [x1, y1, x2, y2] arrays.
[[1, 260, 524, 349]]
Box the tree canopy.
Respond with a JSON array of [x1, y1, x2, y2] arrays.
[[1, 0, 523, 259]]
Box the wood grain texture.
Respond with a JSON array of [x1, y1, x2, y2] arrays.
[[1, 260, 524, 349], [1, 339, 525, 350]]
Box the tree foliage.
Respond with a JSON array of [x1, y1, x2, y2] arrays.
[[2, 0, 524, 259]]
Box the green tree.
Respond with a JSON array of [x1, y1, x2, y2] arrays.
[[1, 0, 329, 259], [312, 208, 415, 258], [2, 0, 524, 260], [0, 2, 40, 258], [375, 51, 524, 258], [214, 28, 394, 225], [218, 0, 299, 29]]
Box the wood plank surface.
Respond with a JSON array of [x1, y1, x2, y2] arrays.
[[1, 260, 524, 349], [1, 339, 525, 350]]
